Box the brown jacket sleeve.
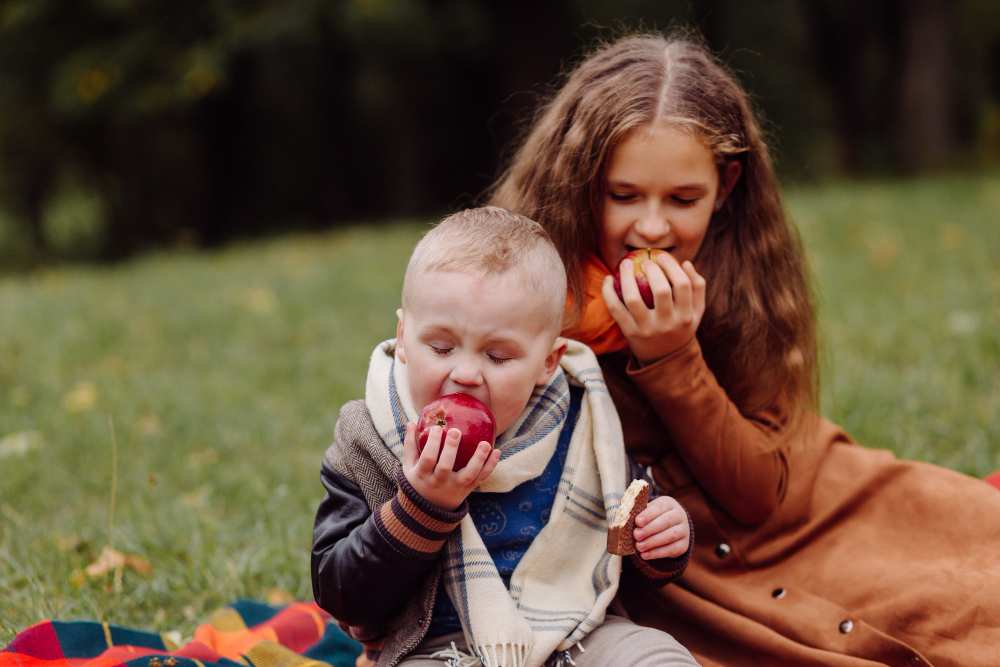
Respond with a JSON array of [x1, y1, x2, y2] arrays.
[[624, 337, 789, 525]]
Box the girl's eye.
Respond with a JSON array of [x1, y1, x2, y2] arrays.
[[431, 346, 452, 356], [673, 196, 700, 206], [487, 354, 511, 365], [607, 192, 636, 203]]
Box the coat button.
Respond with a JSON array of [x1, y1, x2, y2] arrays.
[[715, 543, 731, 558], [771, 588, 786, 599], [839, 620, 853, 633]]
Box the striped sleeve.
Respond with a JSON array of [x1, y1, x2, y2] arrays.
[[371, 467, 467, 560]]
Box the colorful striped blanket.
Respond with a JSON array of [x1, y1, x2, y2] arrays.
[[5, 476, 1000, 667], [1, 601, 362, 667]]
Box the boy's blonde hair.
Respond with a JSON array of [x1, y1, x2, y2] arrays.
[[402, 206, 567, 335]]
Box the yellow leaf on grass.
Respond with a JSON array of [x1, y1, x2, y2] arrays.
[[240, 287, 276, 314], [57, 534, 81, 551], [64, 382, 98, 412], [266, 588, 295, 605], [0, 430, 43, 458], [85, 546, 153, 577]]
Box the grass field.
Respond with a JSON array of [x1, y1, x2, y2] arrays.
[[2, 174, 999, 645]]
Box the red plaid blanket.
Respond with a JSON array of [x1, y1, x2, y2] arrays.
[[1, 600, 362, 667]]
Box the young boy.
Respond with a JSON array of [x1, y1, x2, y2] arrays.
[[311, 207, 698, 667]]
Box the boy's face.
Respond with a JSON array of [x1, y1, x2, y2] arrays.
[[396, 270, 567, 436]]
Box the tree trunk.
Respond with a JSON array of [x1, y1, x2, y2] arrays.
[[893, 0, 955, 171]]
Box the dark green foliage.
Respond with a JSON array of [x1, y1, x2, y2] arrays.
[[0, 0, 999, 261]]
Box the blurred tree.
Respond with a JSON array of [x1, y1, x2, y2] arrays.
[[0, 0, 997, 263]]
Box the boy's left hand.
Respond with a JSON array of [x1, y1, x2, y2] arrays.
[[633, 495, 690, 559]]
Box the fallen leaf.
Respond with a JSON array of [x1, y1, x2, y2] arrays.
[[266, 588, 295, 605], [240, 287, 276, 314], [105, 355, 126, 376], [136, 413, 161, 437], [64, 382, 98, 412], [939, 223, 964, 250], [57, 534, 81, 551], [186, 448, 220, 468], [0, 430, 43, 458], [85, 545, 153, 577]]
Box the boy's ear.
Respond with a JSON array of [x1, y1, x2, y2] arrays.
[[395, 308, 407, 363], [718, 160, 743, 205], [536, 337, 569, 385]]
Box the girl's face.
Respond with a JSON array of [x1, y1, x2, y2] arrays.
[[598, 124, 729, 270]]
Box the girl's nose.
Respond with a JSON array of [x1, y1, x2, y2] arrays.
[[634, 205, 670, 242], [449, 357, 483, 387]]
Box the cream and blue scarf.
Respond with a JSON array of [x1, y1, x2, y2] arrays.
[[365, 339, 627, 667]]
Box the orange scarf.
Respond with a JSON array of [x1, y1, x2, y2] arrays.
[[562, 255, 630, 355]]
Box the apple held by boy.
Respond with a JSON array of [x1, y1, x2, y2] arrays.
[[613, 248, 669, 308], [416, 393, 497, 471]]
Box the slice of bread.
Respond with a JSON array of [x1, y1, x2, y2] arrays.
[[607, 479, 650, 555]]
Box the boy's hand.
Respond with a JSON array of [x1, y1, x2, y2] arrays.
[[402, 422, 500, 511], [633, 495, 690, 559], [602, 252, 706, 366]]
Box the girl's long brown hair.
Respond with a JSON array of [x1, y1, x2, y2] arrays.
[[488, 32, 817, 432]]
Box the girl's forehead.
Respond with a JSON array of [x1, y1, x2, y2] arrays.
[[608, 125, 717, 176]]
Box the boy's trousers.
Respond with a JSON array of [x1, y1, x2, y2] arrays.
[[397, 613, 701, 666]]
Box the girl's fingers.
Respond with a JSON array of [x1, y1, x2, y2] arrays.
[[684, 261, 707, 316], [655, 254, 693, 314], [639, 258, 672, 307], [601, 275, 634, 328], [434, 428, 461, 475], [617, 259, 652, 314]]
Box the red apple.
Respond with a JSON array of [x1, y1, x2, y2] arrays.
[[416, 393, 496, 471], [613, 248, 669, 308]]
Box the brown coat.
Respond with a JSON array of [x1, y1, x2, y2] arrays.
[[601, 338, 1000, 667]]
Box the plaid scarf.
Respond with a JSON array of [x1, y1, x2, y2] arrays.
[[365, 339, 626, 667]]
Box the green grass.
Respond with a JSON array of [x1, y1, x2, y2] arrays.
[[2, 175, 999, 645]]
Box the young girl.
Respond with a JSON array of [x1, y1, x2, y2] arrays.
[[489, 33, 1000, 667]]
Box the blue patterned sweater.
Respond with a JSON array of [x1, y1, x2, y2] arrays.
[[426, 384, 582, 638]]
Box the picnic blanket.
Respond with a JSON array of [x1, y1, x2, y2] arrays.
[[1, 600, 363, 667], [4, 475, 999, 667]]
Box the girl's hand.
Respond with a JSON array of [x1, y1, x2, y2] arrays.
[[602, 252, 706, 365], [401, 422, 500, 511], [633, 495, 690, 559]]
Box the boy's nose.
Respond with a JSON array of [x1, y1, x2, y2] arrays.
[[449, 359, 483, 387]]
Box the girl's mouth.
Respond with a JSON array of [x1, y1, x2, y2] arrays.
[[626, 245, 675, 255]]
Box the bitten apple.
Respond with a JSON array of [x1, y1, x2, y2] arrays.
[[613, 248, 669, 308], [417, 393, 497, 471]]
